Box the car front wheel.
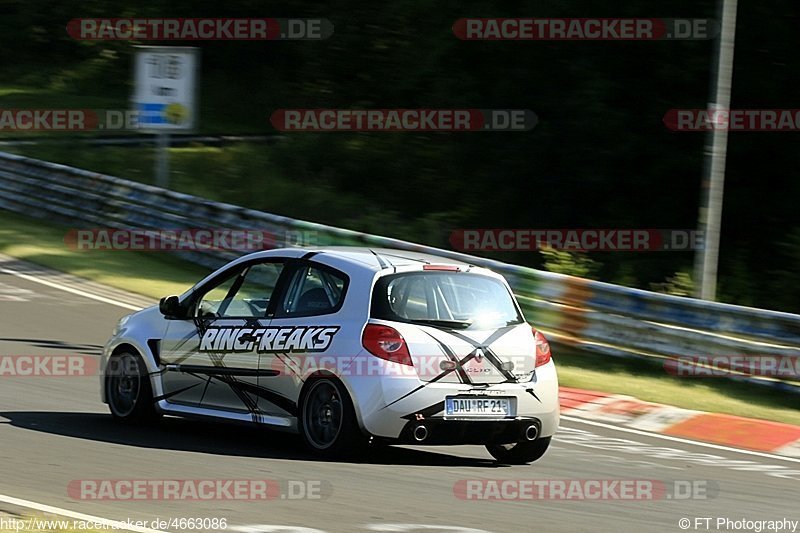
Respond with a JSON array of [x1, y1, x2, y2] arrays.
[[105, 351, 160, 423]]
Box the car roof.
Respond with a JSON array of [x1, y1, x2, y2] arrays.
[[318, 247, 473, 269], [231, 246, 476, 273]]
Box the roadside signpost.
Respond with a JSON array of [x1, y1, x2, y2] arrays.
[[132, 46, 199, 189]]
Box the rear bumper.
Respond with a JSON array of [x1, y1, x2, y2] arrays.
[[346, 357, 559, 442], [393, 417, 543, 445]]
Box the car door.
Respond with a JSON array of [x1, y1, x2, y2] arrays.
[[159, 258, 287, 413], [256, 260, 349, 417]]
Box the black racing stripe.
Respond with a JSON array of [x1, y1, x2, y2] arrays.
[[199, 375, 212, 404], [218, 378, 298, 416], [207, 373, 261, 414], [205, 353, 261, 415], [369, 249, 390, 269], [457, 350, 479, 366], [153, 383, 201, 402], [525, 388, 542, 403], [375, 252, 430, 264], [401, 401, 445, 420], [483, 325, 518, 345], [380, 349, 479, 410], [274, 353, 306, 383], [169, 331, 203, 364], [480, 349, 517, 382], [201, 353, 257, 414], [204, 352, 296, 416], [421, 330, 471, 384], [301, 251, 319, 260], [432, 326, 519, 382], [445, 324, 516, 347], [176, 370, 209, 381], [381, 385, 430, 410], [381, 372, 452, 410], [170, 365, 279, 377], [477, 346, 516, 382]]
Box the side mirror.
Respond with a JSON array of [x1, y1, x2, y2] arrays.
[[159, 295, 184, 318]]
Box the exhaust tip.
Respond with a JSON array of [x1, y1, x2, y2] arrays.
[[413, 424, 428, 442], [524, 424, 539, 441]]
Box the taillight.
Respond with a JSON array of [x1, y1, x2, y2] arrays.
[[422, 264, 460, 271], [534, 329, 551, 367], [362, 324, 413, 366]]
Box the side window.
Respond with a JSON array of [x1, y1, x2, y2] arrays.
[[276, 264, 347, 318], [196, 261, 284, 319]]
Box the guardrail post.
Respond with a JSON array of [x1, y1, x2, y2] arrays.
[[155, 133, 170, 189]]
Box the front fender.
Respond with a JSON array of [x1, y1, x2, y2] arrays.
[[100, 306, 166, 404]]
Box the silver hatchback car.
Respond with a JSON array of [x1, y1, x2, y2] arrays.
[[101, 247, 559, 463]]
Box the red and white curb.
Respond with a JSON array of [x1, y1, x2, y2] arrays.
[[559, 387, 800, 457]]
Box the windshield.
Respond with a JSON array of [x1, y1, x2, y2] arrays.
[[371, 271, 523, 329]]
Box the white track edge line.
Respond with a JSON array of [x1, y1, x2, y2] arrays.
[[0, 267, 141, 311], [0, 493, 168, 533], [561, 414, 800, 463]]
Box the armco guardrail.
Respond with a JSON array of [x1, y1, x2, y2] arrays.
[[1, 151, 798, 392]]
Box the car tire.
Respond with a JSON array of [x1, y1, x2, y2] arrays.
[[299, 377, 366, 459], [486, 436, 552, 464], [105, 351, 160, 423]]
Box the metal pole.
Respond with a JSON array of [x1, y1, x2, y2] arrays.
[[155, 132, 170, 189], [693, 0, 739, 300]]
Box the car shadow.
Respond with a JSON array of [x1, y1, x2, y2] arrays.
[[0, 411, 505, 468]]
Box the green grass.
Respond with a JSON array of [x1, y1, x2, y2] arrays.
[[0, 210, 208, 299], [0, 209, 797, 426], [0, 85, 121, 140]]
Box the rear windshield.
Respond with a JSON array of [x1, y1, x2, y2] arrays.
[[371, 271, 523, 329]]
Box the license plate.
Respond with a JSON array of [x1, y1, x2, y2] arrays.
[[445, 396, 512, 418]]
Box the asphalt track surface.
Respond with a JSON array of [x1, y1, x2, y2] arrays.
[[0, 258, 798, 533]]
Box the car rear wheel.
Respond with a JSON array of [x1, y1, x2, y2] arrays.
[[105, 351, 160, 423], [486, 436, 551, 464], [299, 378, 365, 459]]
